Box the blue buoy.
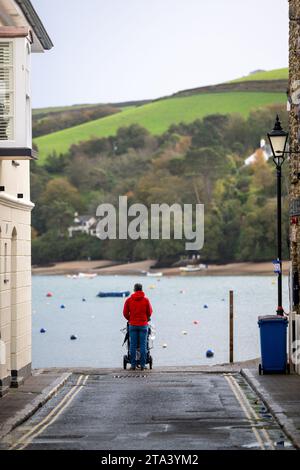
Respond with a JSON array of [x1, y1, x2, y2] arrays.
[[60, 305, 66, 309], [70, 335, 78, 341], [40, 328, 46, 334], [203, 304, 208, 309], [206, 349, 214, 358]]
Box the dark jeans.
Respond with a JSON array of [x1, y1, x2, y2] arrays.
[[129, 325, 148, 368]]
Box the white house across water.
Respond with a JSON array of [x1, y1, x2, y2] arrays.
[[0, 0, 52, 395]]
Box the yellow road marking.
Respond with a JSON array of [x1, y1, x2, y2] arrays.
[[224, 374, 266, 450], [227, 374, 275, 450], [18, 375, 89, 450], [10, 375, 84, 450], [10, 375, 88, 450]]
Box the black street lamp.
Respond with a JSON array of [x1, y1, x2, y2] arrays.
[[267, 115, 289, 316]]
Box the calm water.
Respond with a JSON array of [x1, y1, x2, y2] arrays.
[[32, 275, 289, 369]]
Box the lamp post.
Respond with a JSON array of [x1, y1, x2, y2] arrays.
[[267, 115, 289, 316]]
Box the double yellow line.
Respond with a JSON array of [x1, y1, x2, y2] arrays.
[[224, 374, 275, 450], [10, 374, 89, 451]]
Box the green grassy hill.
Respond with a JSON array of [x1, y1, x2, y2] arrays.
[[230, 67, 288, 83], [35, 91, 286, 162]]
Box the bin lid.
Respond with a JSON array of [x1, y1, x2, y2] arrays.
[[258, 315, 288, 323]]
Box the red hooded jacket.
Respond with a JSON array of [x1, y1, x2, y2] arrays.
[[123, 291, 153, 326]]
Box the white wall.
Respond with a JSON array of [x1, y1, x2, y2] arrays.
[[0, 201, 32, 385], [0, 160, 30, 199], [0, 34, 32, 387]]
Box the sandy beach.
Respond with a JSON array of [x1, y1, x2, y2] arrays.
[[32, 259, 290, 276]]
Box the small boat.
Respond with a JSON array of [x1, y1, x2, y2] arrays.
[[97, 291, 130, 298], [78, 273, 97, 279], [180, 264, 207, 273], [146, 272, 163, 277], [67, 273, 97, 279]]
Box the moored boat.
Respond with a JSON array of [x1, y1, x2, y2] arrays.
[[146, 272, 163, 277], [78, 272, 97, 279], [180, 264, 207, 273], [97, 291, 130, 298], [67, 273, 97, 279]]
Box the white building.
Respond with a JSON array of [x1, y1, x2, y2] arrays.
[[68, 214, 98, 238], [244, 139, 272, 166], [0, 0, 52, 395]]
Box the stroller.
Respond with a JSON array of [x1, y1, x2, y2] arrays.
[[122, 323, 154, 370]]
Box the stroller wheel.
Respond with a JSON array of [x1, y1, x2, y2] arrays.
[[123, 355, 128, 370], [149, 355, 153, 370]]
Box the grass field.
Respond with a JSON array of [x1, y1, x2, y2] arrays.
[[230, 68, 288, 83], [34, 91, 286, 162]]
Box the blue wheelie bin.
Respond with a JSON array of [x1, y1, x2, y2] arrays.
[[258, 315, 288, 375]]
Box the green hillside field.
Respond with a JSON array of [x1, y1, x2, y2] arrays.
[[230, 67, 288, 83], [34, 91, 286, 162]]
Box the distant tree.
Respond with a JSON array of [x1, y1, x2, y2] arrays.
[[191, 114, 229, 148], [236, 198, 285, 261], [246, 104, 288, 149], [31, 105, 290, 265], [69, 137, 112, 157], [136, 170, 191, 205], [44, 152, 68, 174], [66, 154, 113, 192], [39, 178, 83, 235], [185, 147, 231, 201], [33, 105, 120, 138], [115, 124, 151, 154], [251, 155, 275, 198]]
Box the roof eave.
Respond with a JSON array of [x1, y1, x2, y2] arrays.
[[14, 0, 53, 50]]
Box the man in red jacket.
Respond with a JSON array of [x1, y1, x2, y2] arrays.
[[123, 283, 153, 371]]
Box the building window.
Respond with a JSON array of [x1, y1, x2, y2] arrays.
[[4, 242, 9, 284], [0, 42, 14, 141]]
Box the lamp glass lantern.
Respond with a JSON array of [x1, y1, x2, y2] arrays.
[[267, 115, 289, 167]]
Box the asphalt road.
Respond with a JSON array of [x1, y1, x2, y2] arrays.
[[2, 371, 293, 450]]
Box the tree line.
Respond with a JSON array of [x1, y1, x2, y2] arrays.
[[32, 104, 289, 266]]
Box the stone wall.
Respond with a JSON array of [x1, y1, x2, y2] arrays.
[[289, 0, 300, 374]]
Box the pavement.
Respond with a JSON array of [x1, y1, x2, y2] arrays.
[[0, 369, 70, 441], [241, 367, 300, 449], [0, 365, 299, 450]]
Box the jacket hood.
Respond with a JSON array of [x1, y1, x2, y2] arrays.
[[131, 291, 145, 301]]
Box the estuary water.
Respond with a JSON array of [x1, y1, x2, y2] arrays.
[[32, 275, 289, 369]]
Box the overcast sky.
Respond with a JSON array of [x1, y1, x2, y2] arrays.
[[31, 0, 289, 109]]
